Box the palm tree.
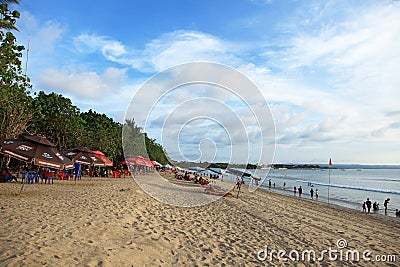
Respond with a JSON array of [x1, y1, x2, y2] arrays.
[[0, 0, 20, 4], [0, 0, 19, 30]]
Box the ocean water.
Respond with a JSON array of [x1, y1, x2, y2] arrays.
[[228, 168, 400, 217]]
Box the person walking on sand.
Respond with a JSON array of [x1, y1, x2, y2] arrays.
[[315, 189, 319, 200], [384, 198, 390, 215], [234, 177, 241, 191], [294, 186, 297, 196], [362, 202, 366, 213], [366, 198, 372, 213], [298, 186, 303, 197], [310, 188, 314, 199]]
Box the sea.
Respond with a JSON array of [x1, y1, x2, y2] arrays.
[[225, 167, 400, 218]]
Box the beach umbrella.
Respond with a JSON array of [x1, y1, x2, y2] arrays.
[[92, 150, 113, 167], [125, 156, 147, 166], [0, 135, 74, 169], [63, 147, 105, 166]]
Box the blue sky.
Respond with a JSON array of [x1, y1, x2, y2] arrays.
[[11, 0, 400, 164]]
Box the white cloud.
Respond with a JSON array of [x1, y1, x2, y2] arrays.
[[73, 34, 127, 58], [17, 12, 65, 54], [251, 1, 400, 150], [73, 30, 241, 73], [36, 66, 127, 100]]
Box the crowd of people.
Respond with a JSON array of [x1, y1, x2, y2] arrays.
[[268, 178, 398, 218], [362, 197, 397, 216], [175, 170, 220, 186]]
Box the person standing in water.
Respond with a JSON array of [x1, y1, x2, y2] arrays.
[[310, 188, 314, 199], [366, 198, 372, 213], [293, 186, 297, 196], [315, 189, 319, 200], [384, 198, 390, 215], [298, 186, 303, 197]]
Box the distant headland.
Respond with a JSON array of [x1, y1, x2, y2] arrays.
[[171, 161, 400, 170]]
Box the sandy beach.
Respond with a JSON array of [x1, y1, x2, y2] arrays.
[[0, 171, 399, 266]]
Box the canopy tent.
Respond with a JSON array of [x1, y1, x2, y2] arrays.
[[92, 150, 113, 167], [152, 160, 163, 167], [0, 135, 74, 169], [164, 164, 173, 169]]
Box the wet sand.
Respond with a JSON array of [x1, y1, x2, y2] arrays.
[[0, 171, 399, 266]]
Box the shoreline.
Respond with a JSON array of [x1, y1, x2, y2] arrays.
[[1, 173, 399, 266], [256, 183, 399, 217]]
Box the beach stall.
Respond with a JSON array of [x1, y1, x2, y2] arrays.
[[1, 135, 73, 170], [124, 156, 155, 175], [92, 150, 113, 167], [0, 135, 74, 187], [63, 147, 105, 178], [92, 150, 113, 177]]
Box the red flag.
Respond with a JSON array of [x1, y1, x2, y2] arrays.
[[329, 158, 332, 167]]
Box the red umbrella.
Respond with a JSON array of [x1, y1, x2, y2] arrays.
[[0, 135, 74, 169], [92, 150, 113, 167], [125, 156, 154, 167]]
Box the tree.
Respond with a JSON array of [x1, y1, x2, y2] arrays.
[[79, 109, 123, 162], [122, 118, 146, 158], [29, 91, 85, 150], [0, 2, 19, 31], [145, 134, 169, 164], [0, 3, 31, 140]]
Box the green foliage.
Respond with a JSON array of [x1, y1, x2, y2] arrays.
[[0, 3, 19, 31], [145, 134, 169, 164], [122, 118, 146, 158], [122, 119, 169, 164], [29, 91, 85, 150], [79, 109, 123, 162], [0, 3, 31, 140]]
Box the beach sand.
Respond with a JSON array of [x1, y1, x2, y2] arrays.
[[0, 171, 399, 266]]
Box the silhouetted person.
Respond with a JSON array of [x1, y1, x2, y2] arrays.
[[310, 188, 314, 199], [315, 189, 319, 200], [362, 202, 366, 213], [298, 186, 302, 197], [294, 186, 297, 196], [373, 201, 379, 212], [384, 198, 390, 215], [366, 198, 372, 213]]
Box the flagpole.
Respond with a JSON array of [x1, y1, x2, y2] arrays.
[[328, 167, 330, 204], [328, 158, 332, 204]]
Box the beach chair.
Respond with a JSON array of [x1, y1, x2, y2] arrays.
[[45, 172, 55, 184], [59, 171, 67, 180]]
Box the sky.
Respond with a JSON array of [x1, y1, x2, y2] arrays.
[[11, 0, 400, 164]]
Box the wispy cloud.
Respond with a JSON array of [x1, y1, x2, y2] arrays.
[[36, 66, 127, 100], [73, 30, 241, 72]]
